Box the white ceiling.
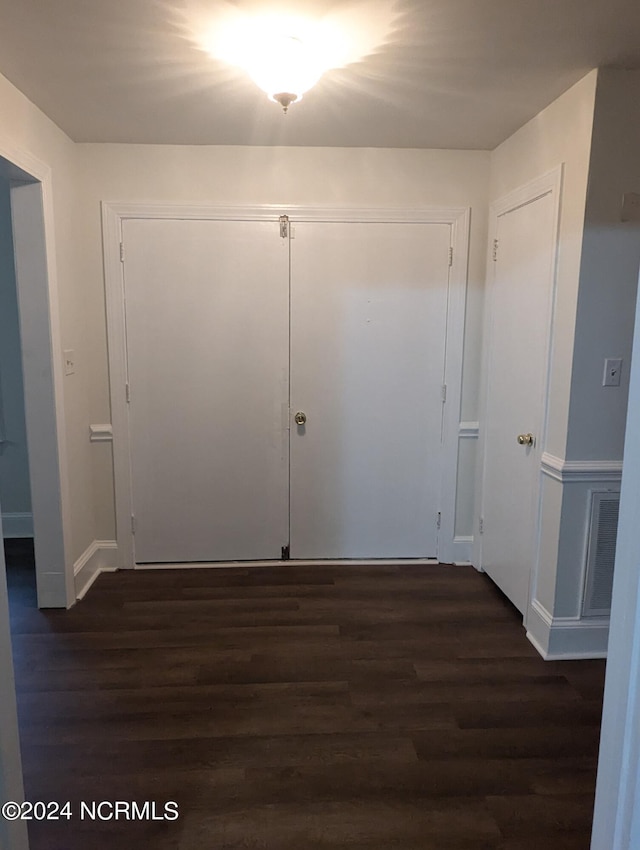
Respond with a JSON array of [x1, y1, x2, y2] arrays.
[[0, 0, 639, 149]]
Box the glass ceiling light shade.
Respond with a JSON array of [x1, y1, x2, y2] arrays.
[[245, 34, 324, 112], [183, 1, 401, 112]]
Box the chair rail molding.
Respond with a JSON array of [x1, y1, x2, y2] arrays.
[[541, 453, 623, 483]]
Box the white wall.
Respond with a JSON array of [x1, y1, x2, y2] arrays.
[[484, 71, 605, 656], [0, 518, 29, 850], [77, 143, 491, 543], [554, 70, 640, 620], [484, 69, 640, 656], [489, 69, 597, 460], [591, 265, 640, 849], [567, 69, 640, 462], [0, 176, 31, 528], [0, 72, 98, 568]]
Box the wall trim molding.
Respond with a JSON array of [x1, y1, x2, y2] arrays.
[[74, 540, 118, 600], [1, 159, 74, 608], [89, 424, 113, 442], [1, 512, 33, 538], [458, 421, 479, 438], [452, 535, 473, 565], [526, 597, 609, 659], [541, 452, 623, 483]]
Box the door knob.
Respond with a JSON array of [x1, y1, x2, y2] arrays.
[[294, 412, 307, 426], [517, 433, 534, 446]]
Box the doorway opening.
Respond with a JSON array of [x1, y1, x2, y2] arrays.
[[0, 153, 72, 610]]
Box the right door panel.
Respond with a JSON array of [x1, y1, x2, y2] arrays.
[[289, 221, 451, 559], [481, 190, 557, 612]]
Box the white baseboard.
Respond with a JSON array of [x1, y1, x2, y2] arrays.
[[526, 598, 609, 660], [74, 540, 118, 600], [451, 536, 473, 564], [1, 512, 34, 538], [134, 558, 440, 570]]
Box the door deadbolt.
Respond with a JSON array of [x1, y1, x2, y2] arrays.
[[517, 433, 534, 446], [294, 412, 307, 426]]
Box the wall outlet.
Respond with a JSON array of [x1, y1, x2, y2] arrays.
[[63, 349, 75, 376], [603, 357, 622, 387]]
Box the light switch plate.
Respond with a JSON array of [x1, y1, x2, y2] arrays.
[[63, 349, 75, 376], [603, 358, 622, 387]]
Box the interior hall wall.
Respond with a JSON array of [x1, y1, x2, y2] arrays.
[[566, 69, 640, 462], [484, 71, 601, 656], [554, 68, 640, 619], [77, 144, 491, 545], [0, 72, 97, 567], [0, 175, 31, 529]]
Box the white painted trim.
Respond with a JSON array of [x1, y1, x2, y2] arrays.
[[134, 558, 440, 570], [491, 169, 564, 218], [526, 597, 609, 660], [541, 452, 623, 482], [104, 202, 469, 225], [74, 540, 118, 600], [2, 147, 73, 609], [104, 203, 470, 569], [0, 516, 29, 850], [1, 512, 33, 538], [438, 208, 472, 564], [458, 421, 479, 438], [89, 423, 113, 442], [452, 536, 473, 564], [102, 203, 133, 570]]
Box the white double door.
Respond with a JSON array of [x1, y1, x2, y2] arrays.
[[122, 216, 451, 564]]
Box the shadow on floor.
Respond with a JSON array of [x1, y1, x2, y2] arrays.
[[4, 536, 37, 609]]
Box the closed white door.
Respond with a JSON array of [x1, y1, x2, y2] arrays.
[[123, 218, 290, 563], [289, 221, 451, 558], [481, 190, 557, 612]]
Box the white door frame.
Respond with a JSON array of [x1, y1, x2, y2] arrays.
[[0, 515, 29, 850], [102, 203, 470, 568], [474, 166, 563, 605], [0, 138, 73, 609]]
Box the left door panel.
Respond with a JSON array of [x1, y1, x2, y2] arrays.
[[123, 218, 290, 563]]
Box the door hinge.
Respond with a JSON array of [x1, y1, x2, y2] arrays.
[[436, 511, 442, 530], [279, 215, 289, 239], [131, 515, 136, 535], [126, 382, 131, 403], [441, 384, 447, 403], [448, 246, 453, 267], [479, 517, 484, 535], [281, 544, 290, 560], [120, 242, 125, 263], [492, 239, 498, 262]]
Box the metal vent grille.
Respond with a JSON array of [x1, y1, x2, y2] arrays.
[[582, 492, 620, 618]]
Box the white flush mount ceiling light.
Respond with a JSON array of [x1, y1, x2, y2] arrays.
[[205, 13, 346, 112], [243, 32, 324, 112], [182, 1, 400, 113]]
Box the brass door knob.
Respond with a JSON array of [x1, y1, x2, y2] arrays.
[[294, 412, 307, 426], [517, 433, 534, 446]]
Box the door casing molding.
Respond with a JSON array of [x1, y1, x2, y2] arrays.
[[0, 135, 73, 608], [102, 203, 471, 568]]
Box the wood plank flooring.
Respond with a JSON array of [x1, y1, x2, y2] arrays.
[[5, 541, 606, 850]]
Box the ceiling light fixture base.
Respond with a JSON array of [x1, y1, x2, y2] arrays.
[[271, 92, 300, 113]]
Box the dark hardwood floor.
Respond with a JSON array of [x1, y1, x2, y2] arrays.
[[5, 542, 606, 850]]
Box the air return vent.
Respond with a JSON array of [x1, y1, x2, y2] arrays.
[[582, 492, 620, 618]]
